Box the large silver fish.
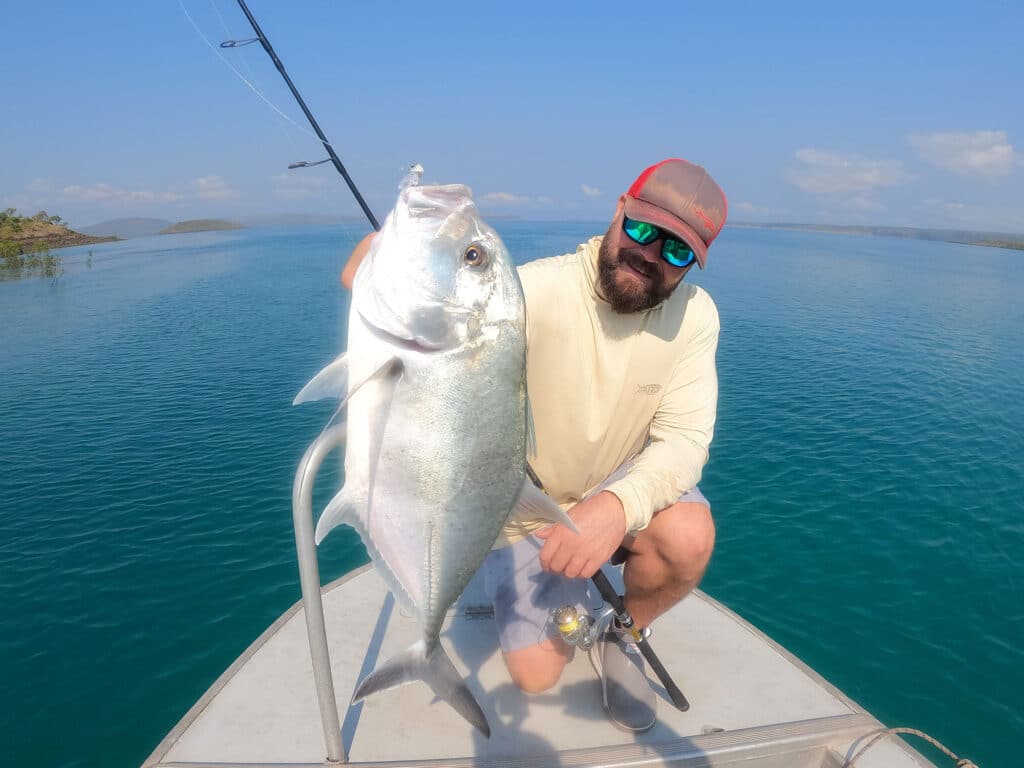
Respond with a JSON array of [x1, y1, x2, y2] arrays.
[[294, 183, 573, 737]]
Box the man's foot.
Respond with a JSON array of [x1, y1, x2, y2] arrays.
[[589, 619, 656, 732]]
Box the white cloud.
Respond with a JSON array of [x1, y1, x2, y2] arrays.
[[733, 201, 789, 218], [125, 190, 184, 203], [63, 183, 120, 201], [908, 130, 1017, 177], [271, 172, 328, 200], [785, 149, 911, 195], [194, 175, 236, 200], [480, 192, 557, 208], [61, 183, 182, 204], [581, 184, 601, 198], [482, 192, 533, 206]]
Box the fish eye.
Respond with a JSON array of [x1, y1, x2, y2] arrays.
[[463, 243, 488, 268]]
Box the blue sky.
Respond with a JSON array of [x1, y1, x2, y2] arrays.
[[3, 1, 1022, 231]]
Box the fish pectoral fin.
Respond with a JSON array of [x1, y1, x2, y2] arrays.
[[294, 353, 402, 406], [293, 353, 348, 405], [525, 395, 538, 459], [512, 478, 580, 534], [314, 486, 364, 545], [352, 640, 490, 738]]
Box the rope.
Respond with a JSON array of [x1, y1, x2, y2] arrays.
[[843, 727, 979, 767]]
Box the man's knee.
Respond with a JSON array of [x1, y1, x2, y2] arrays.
[[679, 502, 715, 573], [503, 640, 571, 694], [639, 501, 716, 579]]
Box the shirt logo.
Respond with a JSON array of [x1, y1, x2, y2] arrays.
[[636, 384, 661, 396]]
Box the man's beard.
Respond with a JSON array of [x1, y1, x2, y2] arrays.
[[597, 236, 678, 313]]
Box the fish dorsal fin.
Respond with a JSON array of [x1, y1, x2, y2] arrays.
[[512, 478, 580, 533], [293, 353, 348, 405]]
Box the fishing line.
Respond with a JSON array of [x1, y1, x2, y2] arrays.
[[178, 0, 372, 247], [180, 0, 381, 232], [176, 0, 331, 150], [205, 0, 305, 161]]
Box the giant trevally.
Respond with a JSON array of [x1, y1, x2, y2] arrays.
[[293, 182, 574, 737]]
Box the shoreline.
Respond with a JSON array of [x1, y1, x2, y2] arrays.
[[730, 222, 1024, 251]]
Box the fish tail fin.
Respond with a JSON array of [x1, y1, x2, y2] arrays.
[[352, 640, 491, 738]]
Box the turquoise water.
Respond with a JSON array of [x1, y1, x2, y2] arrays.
[[1, 224, 1021, 767]]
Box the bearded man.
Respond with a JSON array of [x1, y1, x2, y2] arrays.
[[481, 158, 725, 732]]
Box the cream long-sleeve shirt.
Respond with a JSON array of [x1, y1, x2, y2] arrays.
[[497, 236, 719, 545]]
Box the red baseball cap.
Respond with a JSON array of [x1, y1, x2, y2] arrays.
[[623, 158, 728, 268]]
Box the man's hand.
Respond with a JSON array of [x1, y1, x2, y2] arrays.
[[535, 491, 627, 579], [341, 232, 376, 289]]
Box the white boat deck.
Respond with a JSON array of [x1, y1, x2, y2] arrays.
[[145, 565, 934, 767]]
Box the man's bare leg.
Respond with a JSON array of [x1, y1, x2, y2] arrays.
[[620, 501, 715, 628], [502, 637, 574, 694], [499, 500, 713, 693]]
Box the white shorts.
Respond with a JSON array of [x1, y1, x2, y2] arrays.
[[480, 481, 708, 652]]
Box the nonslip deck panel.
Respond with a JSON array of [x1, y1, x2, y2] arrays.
[[148, 566, 933, 767]]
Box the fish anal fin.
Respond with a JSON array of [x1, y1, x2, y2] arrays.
[[314, 486, 361, 545], [353, 640, 490, 737]]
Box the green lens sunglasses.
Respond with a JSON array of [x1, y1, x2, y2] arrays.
[[622, 216, 697, 268]]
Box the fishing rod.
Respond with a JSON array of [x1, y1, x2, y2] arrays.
[[223, 0, 380, 231], [590, 569, 690, 712]]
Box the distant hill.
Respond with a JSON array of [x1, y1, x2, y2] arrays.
[[159, 219, 244, 234], [80, 218, 172, 238], [732, 222, 1024, 251]]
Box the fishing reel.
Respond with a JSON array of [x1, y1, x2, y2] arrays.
[[551, 604, 614, 650]]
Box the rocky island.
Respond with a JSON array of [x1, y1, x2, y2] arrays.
[[1, 209, 117, 254], [159, 219, 244, 234]]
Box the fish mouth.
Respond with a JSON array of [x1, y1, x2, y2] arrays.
[[364, 316, 453, 354]]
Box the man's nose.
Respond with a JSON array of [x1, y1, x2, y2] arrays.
[[637, 240, 663, 262]]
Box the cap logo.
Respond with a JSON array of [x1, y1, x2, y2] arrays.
[[694, 207, 714, 231]]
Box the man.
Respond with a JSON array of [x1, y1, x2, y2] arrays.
[[342, 158, 725, 732]]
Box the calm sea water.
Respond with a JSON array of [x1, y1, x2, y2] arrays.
[[1, 223, 1021, 767]]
